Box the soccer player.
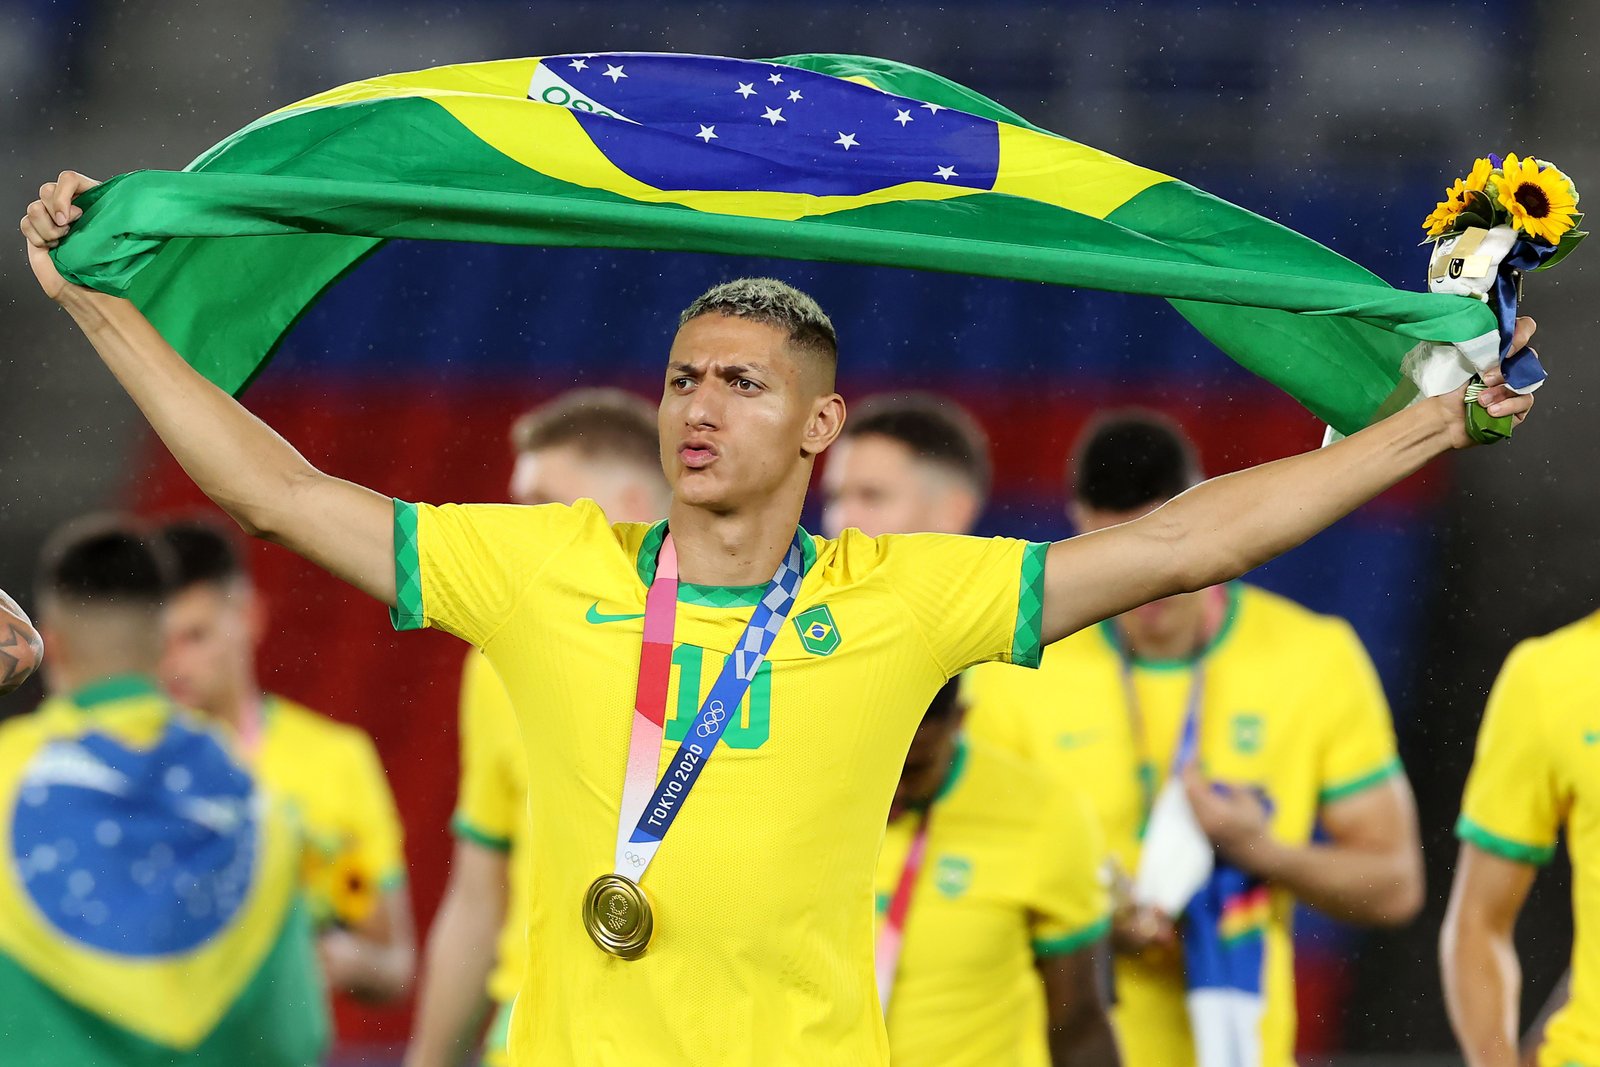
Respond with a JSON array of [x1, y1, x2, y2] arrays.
[[825, 395, 1119, 1067], [0, 517, 326, 1065], [407, 389, 671, 1067], [964, 411, 1426, 1067], [0, 585, 45, 695], [1440, 614, 1600, 1067], [23, 171, 1534, 1066], [158, 518, 415, 1002]]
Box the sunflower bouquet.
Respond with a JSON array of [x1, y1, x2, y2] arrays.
[[1418, 154, 1584, 441]]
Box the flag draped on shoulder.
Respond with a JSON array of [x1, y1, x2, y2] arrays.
[[0, 681, 326, 1066], [50, 51, 1496, 436]]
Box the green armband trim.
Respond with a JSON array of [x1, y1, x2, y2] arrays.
[[1455, 815, 1556, 867], [390, 499, 425, 631], [1010, 541, 1048, 669], [1319, 756, 1404, 805], [1033, 915, 1111, 957], [450, 813, 512, 853]]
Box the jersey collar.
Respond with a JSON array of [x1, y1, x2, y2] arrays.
[[68, 673, 162, 709], [634, 520, 818, 608], [1098, 582, 1242, 671]]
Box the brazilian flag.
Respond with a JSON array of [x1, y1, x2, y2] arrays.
[[0, 677, 328, 1066], [50, 52, 1497, 436]]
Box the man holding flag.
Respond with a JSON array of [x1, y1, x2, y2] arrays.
[[23, 155, 1534, 1067]]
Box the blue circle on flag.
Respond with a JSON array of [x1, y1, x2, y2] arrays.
[[10, 721, 259, 956]]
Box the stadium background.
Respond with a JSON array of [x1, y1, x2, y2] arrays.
[[1, 1, 1595, 1062]]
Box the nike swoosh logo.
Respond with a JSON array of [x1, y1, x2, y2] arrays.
[[1585, 731, 1600, 745], [586, 602, 645, 625], [1056, 731, 1099, 749]]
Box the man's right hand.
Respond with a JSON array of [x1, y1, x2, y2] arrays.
[[20, 170, 100, 303]]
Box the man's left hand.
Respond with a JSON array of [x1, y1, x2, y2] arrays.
[[1183, 765, 1277, 876]]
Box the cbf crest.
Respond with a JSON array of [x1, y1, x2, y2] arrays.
[[792, 604, 841, 656]]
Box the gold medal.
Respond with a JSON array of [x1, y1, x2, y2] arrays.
[[582, 874, 654, 960]]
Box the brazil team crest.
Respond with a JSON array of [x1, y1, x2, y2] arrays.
[[792, 604, 841, 656]]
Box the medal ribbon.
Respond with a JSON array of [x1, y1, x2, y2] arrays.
[[613, 529, 806, 883], [874, 811, 930, 1012]]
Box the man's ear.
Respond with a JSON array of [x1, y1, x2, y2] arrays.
[[802, 393, 847, 459]]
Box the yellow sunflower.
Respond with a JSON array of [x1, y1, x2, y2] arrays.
[[1422, 178, 1470, 238], [1463, 156, 1494, 194], [1496, 153, 1580, 243]]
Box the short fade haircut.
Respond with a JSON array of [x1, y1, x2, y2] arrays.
[[159, 518, 247, 589], [36, 515, 176, 608], [678, 278, 838, 365], [510, 388, 661, 474], [844, 393, 993, 502], [923, 677, 964, 723], [1071, 409, 1202, 511]]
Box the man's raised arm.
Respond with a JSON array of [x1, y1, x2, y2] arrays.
[[1038, 319, 1537, 646], [21, 172, 396, 605]]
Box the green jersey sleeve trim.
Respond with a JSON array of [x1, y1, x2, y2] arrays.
[[1033, 915, 1111, 957], [1319, 756, 1404, 806], [1455, 815, 1556, 867], [390, 499, 425, 632], [450, 813, 513, 853], [1010, 541, 1048, 669]]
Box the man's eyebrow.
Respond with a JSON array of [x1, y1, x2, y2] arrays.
[[667, 362, 701, 376]]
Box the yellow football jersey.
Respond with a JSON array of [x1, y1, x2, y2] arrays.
[[965, 583, 1399, 1067], [1457, 610, 1600, 1067], [452, 650, 531, 1007], [390, 499, 1046, 1066], [877, 737, 1109, 1067], [256, 695, 406, 923]]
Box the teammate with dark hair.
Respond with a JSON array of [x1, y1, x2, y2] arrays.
[[967, 411, 1425, 1067], [0, 516, 326, 1065]]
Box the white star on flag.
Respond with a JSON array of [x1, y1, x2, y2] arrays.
[[569, 58, 588, 72], [697, 124, 717, 142], [894, 109, 913, 126], [603, 64, 627, 83], [920, 102, 944, 113], [768, 73, 784, 84], [762, 106, 786, 125], [834, 132, 859, 150], [788, 90, 803, 102], [736, 82, 757, 99], [934, 165, 959, 181]]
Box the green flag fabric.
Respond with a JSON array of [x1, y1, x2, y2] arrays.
[[49, 51, 1496, 436]]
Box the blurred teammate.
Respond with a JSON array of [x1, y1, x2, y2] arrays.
[[825, 395, 1119, 1066], [0, 517, 326, 1065], [26, 173, 1536, 1066], [159, 519, 414, 1002], [1441, 613, 1600, 1067], [407, 389, 670, 1067], [966, 412, 1425, 1067], [0, 585, 45, 695]]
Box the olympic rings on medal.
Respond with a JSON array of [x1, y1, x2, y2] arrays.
[[623, 851, 645, 867]]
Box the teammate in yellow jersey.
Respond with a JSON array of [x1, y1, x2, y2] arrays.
[[158, 519, 415, 1002], [1441, 612, 1600, 1067], [0, 517, 326, 1066], [0, 584, 44, 696], [824, 394, 1119, 1066], [964, 412, 1425, 1067], [25, 170, 1537, 1066], [407, 389, 671, 1067]]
